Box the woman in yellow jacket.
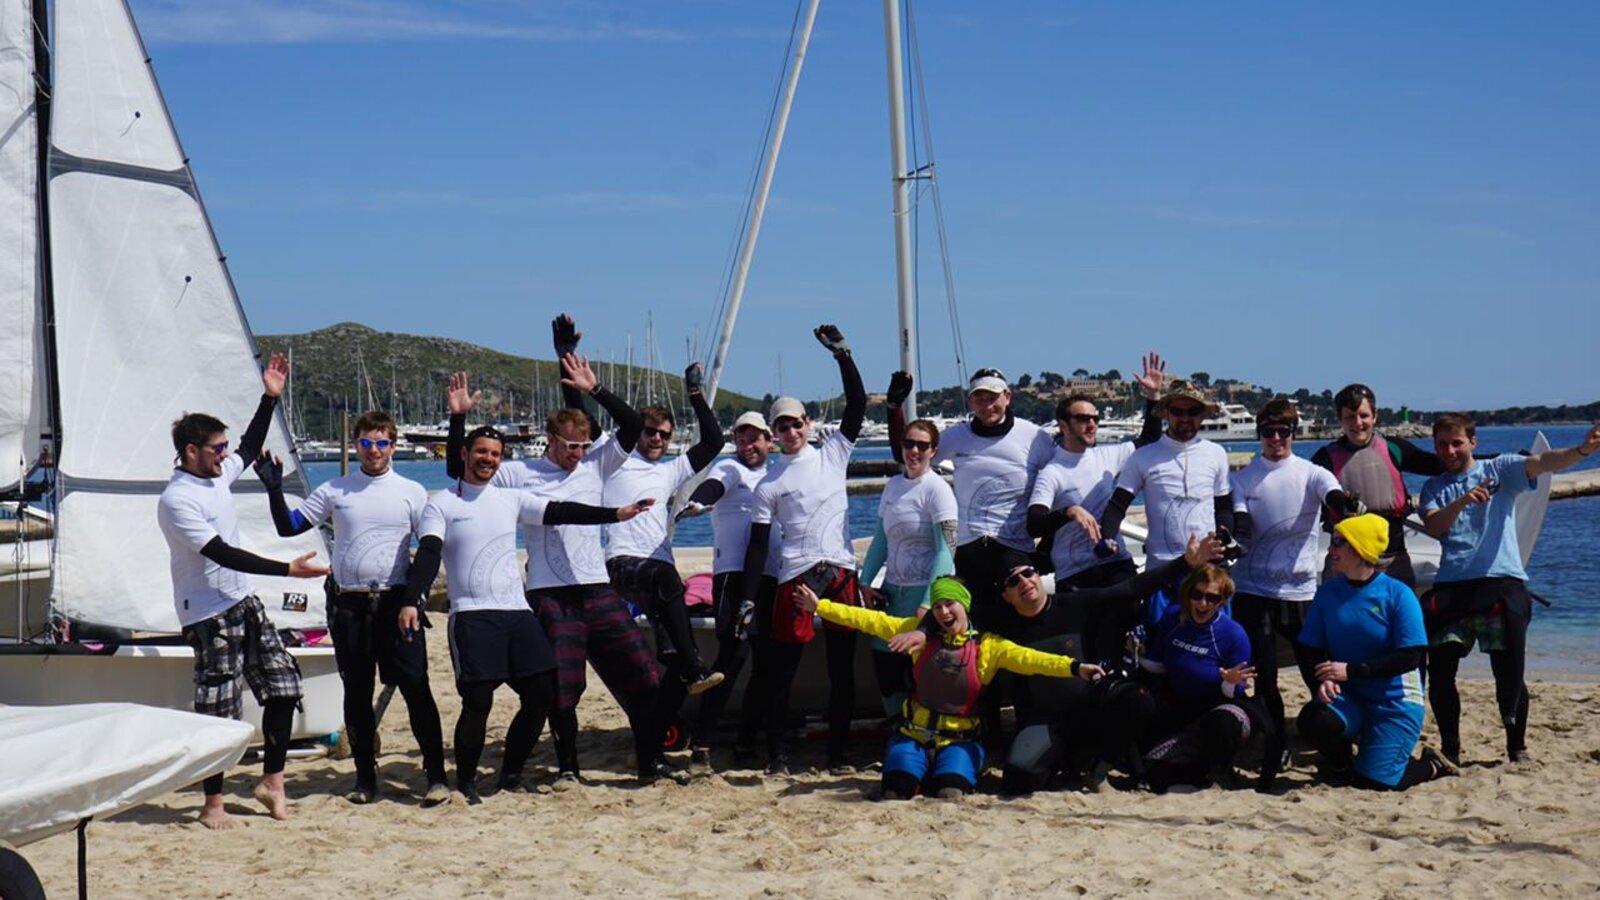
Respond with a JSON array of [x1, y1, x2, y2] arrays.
[[794, 576, 1103, 799]]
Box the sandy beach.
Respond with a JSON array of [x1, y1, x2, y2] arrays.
[[22, 631, 1600, 899]]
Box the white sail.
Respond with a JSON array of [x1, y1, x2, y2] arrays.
[[0, 3, 47, 492], [46, 0, 327, 633]]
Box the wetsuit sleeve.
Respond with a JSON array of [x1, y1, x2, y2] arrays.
[[740, 523, 773, 606], [861, 520, 888, 585], [590, 386, 644, 453], [1213, 493, 1235, 536], [1099, 488, 1135, 542], [199, 536, 290, 577], [1392, 435, 1445, 477], [403, 535, 443, 607], [1346, 646, 1424, 680], [235, 394, 278, 465], [1230, 510, 1253, 556], [265, 485, 312, 537], [931, 520, 956, 581], [1310, 444, 1333, 473], [1027, 504, 1071, 539], [1133, 398, 1162, 448], [539, 500, 623, 526], [689, 479, 727, 506], [445, 413, 466, 480], [983, 636, 1077, 681], [1072, 555, 1189, 608], [686, 390, 723, 472], [836, 351, 867, 443], [814, 598, 917, 642], [1323, 488, 1355, 520], [887, 404, 905, 465]]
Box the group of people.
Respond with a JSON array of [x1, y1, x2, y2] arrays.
[[156, 317, 1600, 820]]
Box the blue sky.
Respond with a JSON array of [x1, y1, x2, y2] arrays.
[[125, 1, 1598, 411]]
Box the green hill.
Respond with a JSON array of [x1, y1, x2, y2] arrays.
[[257, 323, 763, 440]]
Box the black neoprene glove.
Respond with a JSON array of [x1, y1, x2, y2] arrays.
[[813, 324, 850, 356], [886, 370, 913, 408], [684, 361, 704, 394], [552, 314, 581, 357], [253, 452, 283, 491]]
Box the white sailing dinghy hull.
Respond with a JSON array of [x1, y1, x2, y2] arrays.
[[0, 702, 252, 847]]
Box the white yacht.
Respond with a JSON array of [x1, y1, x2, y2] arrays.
[[1198, 403, 1259, 442]]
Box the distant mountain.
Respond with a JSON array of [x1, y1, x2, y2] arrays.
[[257, 323, 763, 440]]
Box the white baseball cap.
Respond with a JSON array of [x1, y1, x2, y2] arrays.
[[732, 410, 771, 435], [768, 396, 807, 423], [967, 367, 1009, 395]]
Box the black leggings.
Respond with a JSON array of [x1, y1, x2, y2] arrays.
[[609, 557, 705, 677], [550, 686, 662, 776], [754, 628, 858, 762], [1142, 704, 1252, 792], [203, 698, 296, 795], [1297, 702, 1442, 791], [691, 573, 772, 750], [1427, 633, 1529, 759], [454, 673, 555, 784], [340, 652, 446, 786]]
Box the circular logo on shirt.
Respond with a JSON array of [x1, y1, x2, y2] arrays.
[[886, 519, 936, 584], [466, 534, 523, 603], [793, 498, 850, 568], [338, 525, 410, 588], [1240, 515, 1314, 588], [1158, 496, 1209, 555], [542, 526, 605, 584]]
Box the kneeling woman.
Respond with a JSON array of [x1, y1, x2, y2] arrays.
[[1296, 514, 1456, 790], [1128, 563, 1264, 792], [794, 576, 1102, 799]]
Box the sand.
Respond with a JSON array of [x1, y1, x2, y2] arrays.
[[20, 634, 1600, 900]]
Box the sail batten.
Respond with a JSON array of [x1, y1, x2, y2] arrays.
[[44, 0, 327, 633]]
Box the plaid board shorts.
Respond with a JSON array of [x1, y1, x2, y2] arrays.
[[180, 595, 303, 720], [529, 585, 659, 711]]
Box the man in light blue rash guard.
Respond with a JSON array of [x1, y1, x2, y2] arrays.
[[1420, 414, 1600, 765]]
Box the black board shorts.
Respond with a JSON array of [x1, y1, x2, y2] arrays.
[[447, 608, 556, 685]]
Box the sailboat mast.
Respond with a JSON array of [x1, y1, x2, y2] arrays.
[[704, 0, 823, 404], [883, 0, 919, 419], [32, 0, 62, 483]]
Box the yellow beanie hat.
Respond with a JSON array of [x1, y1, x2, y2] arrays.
[[1334, 513, 1389, 565]]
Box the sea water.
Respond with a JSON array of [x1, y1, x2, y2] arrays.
[[307, 424, 1598, 674]]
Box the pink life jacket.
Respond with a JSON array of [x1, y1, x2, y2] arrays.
[[1326, 433, 1407, 515]]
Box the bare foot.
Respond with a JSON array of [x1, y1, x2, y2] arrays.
[[253, 781, 289, 820], [198, 797, 238, 830]]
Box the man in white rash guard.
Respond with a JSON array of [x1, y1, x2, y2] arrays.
[[404, 423, 654, 802], [156, 352, 330, 829], [1098, 378, 1236, 623], [259, 409, 449, 806], [1227, 398, 1354, 791]]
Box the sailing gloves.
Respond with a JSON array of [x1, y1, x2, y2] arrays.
[[813, 324, 850, 357], [886, 370, 914, 408], [552, 314, 581, 357], [253, 452, 283, 491], [684, 361, 705, 395]]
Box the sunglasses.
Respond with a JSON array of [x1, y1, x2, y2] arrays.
[[1192, 591, 1227, 606], [558, 439, 594, 452], [1329, 535, 1350, 549], [1004, 566, 1038, 589], [1258, 425, 1295, 440], [1067, 413, 1100, 424], [199, 440, 229, 455], [357, 438, 393, 450], [642, 425, 674, 441], [774, 419, 806, 433], [1168, 405, 1207, 418], [901, 438, 934, 452]]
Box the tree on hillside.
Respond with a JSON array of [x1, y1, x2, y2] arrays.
[[1191, 371, 1211, 387], [1038, 371, 1065, 389], [1017, 373, 1033, 389], [1104, 369, 1121, 382], [1072, 367, 1089, 378]]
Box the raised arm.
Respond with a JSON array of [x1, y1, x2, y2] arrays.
[[684, 362, 724, 472], [443, 371, 479, 481], [200, 538, 327, 579], [1132, 352, 1166, 448], [1524, 422, 1600, 480], [237, 352, 289, 465], [253, 454, 312, 536], [561, 352, 644, 452], [814, 325, 865, 442], [552, 315, 602, 439], [539, 498, 655, 526], [885, 371, 912, 464]]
